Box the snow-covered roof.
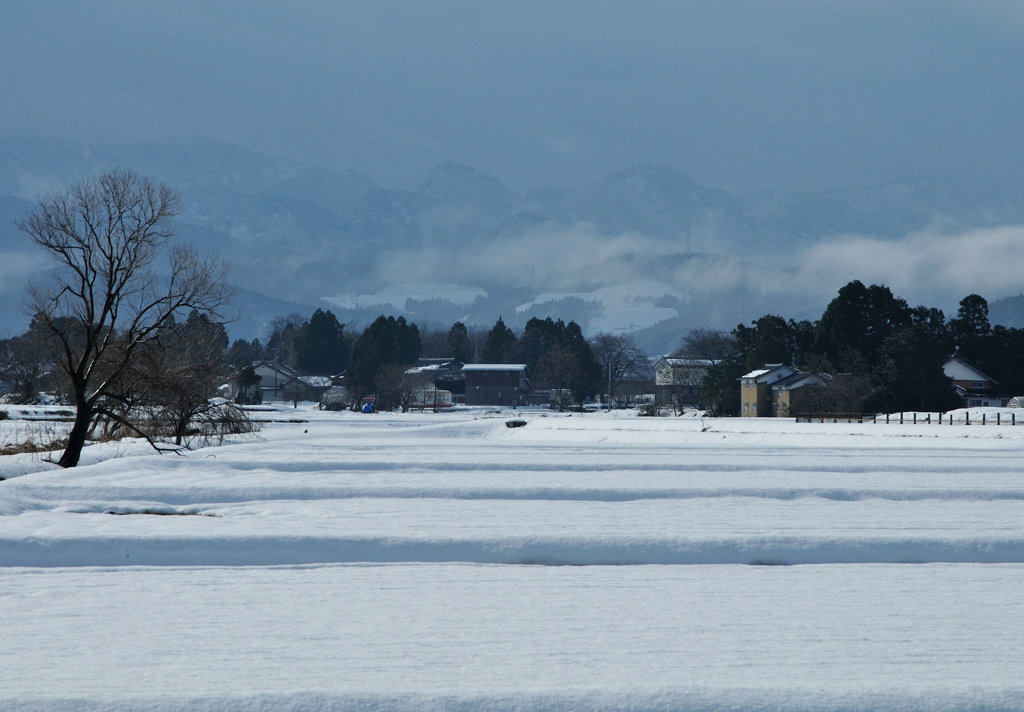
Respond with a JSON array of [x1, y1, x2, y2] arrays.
[[406, 364, 443, 374], [657, 357, 717, 368], [461, 364, 527, 372], [771, 372, 830, 390], [253, 361, 301, 378], [298, 376, 332, 388], [742, 364, 794, 381], [943, 356, 998, 385]]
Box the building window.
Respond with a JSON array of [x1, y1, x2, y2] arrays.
[[743, 403, 749, 413], [971, 381, 987, 389]]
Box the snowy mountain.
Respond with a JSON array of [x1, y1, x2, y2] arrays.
[[1, 136, 1021, 348]]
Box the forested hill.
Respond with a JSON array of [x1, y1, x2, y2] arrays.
[[1, 137, 1021, 348]]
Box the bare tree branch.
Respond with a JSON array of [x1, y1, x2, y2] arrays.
[[18, 168, 232, 467]]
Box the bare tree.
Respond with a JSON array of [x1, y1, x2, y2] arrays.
[[283, 378, 318, 409], [589, 332, 649, 406], [675, 328, 737, 361], [798, 352, 870, 417], [19, 169, 231, 467], [667, 361, 708, 415], [375, 364, 431, 412], [133, 312, 232, 445], [534, 343, 580, 411]]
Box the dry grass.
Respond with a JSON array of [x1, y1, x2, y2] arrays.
[[0, 421, 71, 458]]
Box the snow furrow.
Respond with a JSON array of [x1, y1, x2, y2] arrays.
[[4, 534, 1024, 567]]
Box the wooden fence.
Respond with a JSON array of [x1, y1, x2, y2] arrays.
[[796, 412, 1023, 425]]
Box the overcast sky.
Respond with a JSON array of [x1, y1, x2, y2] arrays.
[[3, 1, 1024, 193]]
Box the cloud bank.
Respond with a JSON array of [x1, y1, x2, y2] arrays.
[[793, 225, 1024, 307]]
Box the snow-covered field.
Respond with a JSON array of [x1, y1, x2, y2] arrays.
[[2, 406, 1024, 711]]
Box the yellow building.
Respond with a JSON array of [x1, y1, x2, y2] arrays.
[[740, 364, 796, 417]]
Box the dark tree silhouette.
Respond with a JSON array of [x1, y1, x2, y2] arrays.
[[447, 321, 473, 363], [294, 308, 349, 375], [815, 280, 912, 367], [482, 316, 516, 363], [19, 169, 230, 467]]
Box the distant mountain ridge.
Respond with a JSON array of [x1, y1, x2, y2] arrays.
[[1, 136, 1021, 349]]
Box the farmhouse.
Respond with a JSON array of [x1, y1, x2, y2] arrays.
[[942, 355, 1009, 407], [653, 357, 717, 408], [406, 358, 466, 403], [462, 364, 530, 406]]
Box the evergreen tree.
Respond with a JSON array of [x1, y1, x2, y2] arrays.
[[909, 305, 950, 348], [482, 316, 516, 363], [514, 317, 563, 369], [294, 308, 349, 375], [733, 315, 814, 370], [815, 281, 912, 367], [346, 315, 422, 404], [233, 362, 262, 404], [393, 316, 422, 365], [988, 326, 1024, 396], [447, 321, 473, 363], [227, 338, 264, 364], [562, 320, 602, 404], [865, 324, 961, 413], [513, 317, 602, 403], [950, 294, 991, 340], [348, 316, 399, 400], [949, 294, 990, 367], [175, 310, 229, 362]]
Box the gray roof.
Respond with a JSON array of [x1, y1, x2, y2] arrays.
[[461, 364, 527, 372]]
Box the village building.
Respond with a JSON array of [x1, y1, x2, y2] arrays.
[[740, 364, 797, 417], [462, 364, 530, 406], [653, 357, 718, 408], [942, 355, 1010, 407], [769, 371, 832, 417], [405, 358, 466, 403]]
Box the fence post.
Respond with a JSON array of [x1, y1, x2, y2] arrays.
[[983, 413, 986, 426], [913, 413, 917, 424], [966, 412, 970, 425], [997, 413, 1001, 425], [886, 414, 890, 424]]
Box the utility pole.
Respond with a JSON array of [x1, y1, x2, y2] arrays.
[[607, 357, 613, 410]]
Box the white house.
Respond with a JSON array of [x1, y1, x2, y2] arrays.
[[942, 355, 1008, 408], [653, 357, 717, 407]]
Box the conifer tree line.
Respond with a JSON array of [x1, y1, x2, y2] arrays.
[[690, 280, 1024, 416], [235, 313, 636, 408]]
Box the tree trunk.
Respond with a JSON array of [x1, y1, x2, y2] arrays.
[[58, 403, 93, 468]]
